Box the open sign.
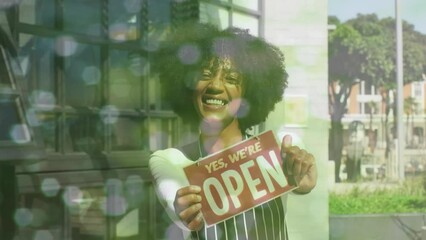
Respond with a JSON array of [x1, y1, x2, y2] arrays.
[[184, 131, 297, 226]]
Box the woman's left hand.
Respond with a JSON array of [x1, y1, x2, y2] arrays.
[[281, 135, 317, 194]]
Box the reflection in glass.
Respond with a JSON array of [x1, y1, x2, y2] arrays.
[[36, 113, 57, 152], [63, 0, 102, 37], [0, 98, 29, 143], [148, 75, 171, 111], [148, 118, 175, 151], [14, 190, 62, 239], [111, 117, 147, 151], [65, 114, 104, 153], [64, 44, 101, 107], [19, 0, 55, 27], [19, 34, 56, 99], [109, 50, 143, 109], [109, 0, 142, 41], [15, 170, 171, 239]]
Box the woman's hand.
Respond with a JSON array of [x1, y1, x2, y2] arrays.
[[174, 185, 204, 231], [281, 135, 317, 194]]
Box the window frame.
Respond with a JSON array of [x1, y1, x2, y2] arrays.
[[10, 0, 184, 171]]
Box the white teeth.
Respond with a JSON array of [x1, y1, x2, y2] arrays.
[[206, 99, 224, 106]]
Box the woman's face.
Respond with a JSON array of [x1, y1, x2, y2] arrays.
[[193, 57, 243, 127]]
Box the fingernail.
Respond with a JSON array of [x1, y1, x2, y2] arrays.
[[284, 136, 292, 147], [196, 195, 202, 202], [194, 203, 202, 210], [191, 186, 201, 192]]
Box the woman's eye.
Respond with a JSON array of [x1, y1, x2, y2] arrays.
[[225, 74, 241, 85]]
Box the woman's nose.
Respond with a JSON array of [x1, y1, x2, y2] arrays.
[[209, 70, 225, 90]]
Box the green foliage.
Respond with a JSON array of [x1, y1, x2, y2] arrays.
[[329, 178, 426, 215], [329, 13, 426, 87]]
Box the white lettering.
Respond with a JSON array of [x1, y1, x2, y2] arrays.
[[240, 160, 266, 200], [221, 170, 244, 209], [203, 177, 229, 216], [257, 151, 288, 193], [228, 152, 240, 163]]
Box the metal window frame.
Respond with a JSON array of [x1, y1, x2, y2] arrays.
[[199, 0, 264, 37], [10, 0, 181, 170]]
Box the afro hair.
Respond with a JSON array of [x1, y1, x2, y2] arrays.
[[152, 22, 288, 132]]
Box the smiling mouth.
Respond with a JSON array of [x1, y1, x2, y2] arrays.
[[202, 97, 229, 107]]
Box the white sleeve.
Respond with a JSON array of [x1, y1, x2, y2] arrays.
[[149, 148, 194, 230]]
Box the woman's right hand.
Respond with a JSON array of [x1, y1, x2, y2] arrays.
[[174, 185, 204, 231]]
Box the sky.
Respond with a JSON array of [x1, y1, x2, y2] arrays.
[[328, 0, 426, 34]]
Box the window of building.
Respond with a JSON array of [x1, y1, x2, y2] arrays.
[[199, 0, 262, 36], [7, 0, 264, 239], [15, 0, 184, 160], [412, 82, 424, 112]]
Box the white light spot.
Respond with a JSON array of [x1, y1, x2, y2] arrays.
[[26, 108, 40, 127], [34, 230, 54, 240], [30, 90, 56, 110], [82, 66, 101, 85], [231, 98, 250, 118], [105, 178, 123, 195], [9, 124, 31, 144], [41, 178, 61, 197], [109, 23, 128, 42], [100, 196, 128, 216], [213, 37, 234, 57], [55, 36, 78, 57], [125, 175, 143, 186], [14, 208, 33, 227], [100, 105, 120, 124], [62, 186, 83, 207], [178, 44, 200, 65]]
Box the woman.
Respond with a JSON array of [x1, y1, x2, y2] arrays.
[[150, 23, 317, 240]]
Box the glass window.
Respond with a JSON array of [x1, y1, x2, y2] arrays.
[[109, 50, 145, 109], [36, 112, 57, 152], [148, 74, 173, 111], [109, 0, 143, 42], [199, 2, 230, 30], [65, 114, 105, 153], [232, 12, 259, 36], [0, 47, 12, 87], [111, 116, 147, 151], [19, 34, 56, 101], [19, 0, 55, 28], [148, 118, 176, 151], [15, 169, 170, 239], [63, 0, 102, 37], [234, 0, 259, 11], [64, 44, 101, 108], [0, 98, 30, 143]]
